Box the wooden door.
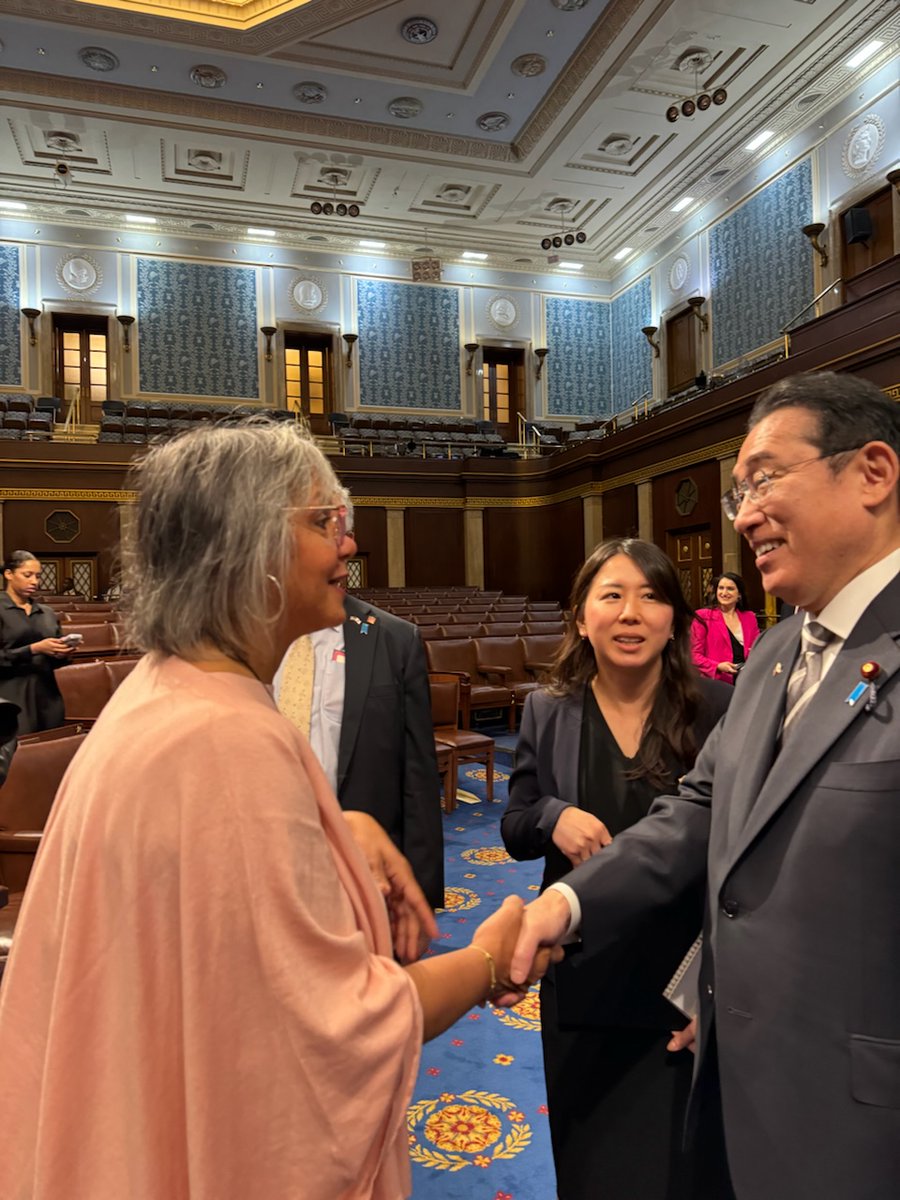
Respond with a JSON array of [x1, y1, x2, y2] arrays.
[[667, 528, 713, 608], [665, 308, 698, 396], [481, 347, 524, 443], [53, 315, 109, 424], [283, 332, 334, 436]]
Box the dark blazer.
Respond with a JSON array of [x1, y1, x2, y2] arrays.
[[503, 677, 730, 1028], [337, 596, 444, 909], [563, 572, 900, 1200]]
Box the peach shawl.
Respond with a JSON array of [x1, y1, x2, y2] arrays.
[[0, 655, 422, 1199]]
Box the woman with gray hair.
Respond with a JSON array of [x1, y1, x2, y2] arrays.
[[0, 421, 543, 1200]]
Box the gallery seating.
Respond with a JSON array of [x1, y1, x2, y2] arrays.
[[56, 658, 139, 721]]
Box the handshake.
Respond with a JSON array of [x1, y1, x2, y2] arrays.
[[464, 890, 573, 1007]]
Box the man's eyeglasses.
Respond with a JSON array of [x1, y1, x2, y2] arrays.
[[721, 447, 862, 521], [290, 504, 349, 545]]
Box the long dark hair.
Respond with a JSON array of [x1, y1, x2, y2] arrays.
[[710, 571, 749, 611], [546, 537, 704, 789]]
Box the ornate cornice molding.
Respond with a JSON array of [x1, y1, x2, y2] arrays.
[[0, 69, 518, 163], [0, 487, 138, 502]]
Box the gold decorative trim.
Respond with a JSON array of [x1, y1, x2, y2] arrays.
[[0, 488, 138, 503]]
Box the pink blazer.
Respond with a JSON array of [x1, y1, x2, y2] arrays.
[[691, 607, 760, 684]]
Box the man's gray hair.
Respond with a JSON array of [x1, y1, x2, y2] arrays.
[[121, 420, 341, 659]]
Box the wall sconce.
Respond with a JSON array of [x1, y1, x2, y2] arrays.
[[640, 326, 660, 357], [464, 342, 479, 376], [801, 222, 828, 268], [116, 314, 135, 353], [259, 325, 277, 362], [21, 307, 40, 346], [687, 296, 709, 332], [534, 347, 549, 380], [342, 332, 359, 368], [885, 168, 900, 196]]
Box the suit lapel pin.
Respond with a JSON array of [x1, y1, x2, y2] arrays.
[[861, 660, 881, 712], [366, 615, 377, 624], [349, 615, 361, 625], [773, 662, 783, 676], [359, 624, 369, 634]]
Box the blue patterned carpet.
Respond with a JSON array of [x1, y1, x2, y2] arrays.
[[409, 735, 557, 1200]]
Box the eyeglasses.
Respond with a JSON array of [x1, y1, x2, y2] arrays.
[[289, 504, 349, 545], [720, 447, 862, 521]]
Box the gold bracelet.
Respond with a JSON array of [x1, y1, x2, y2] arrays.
[[468, 944, 497, 1007]]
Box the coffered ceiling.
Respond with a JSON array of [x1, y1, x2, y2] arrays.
[[0, 0, 896, 277]]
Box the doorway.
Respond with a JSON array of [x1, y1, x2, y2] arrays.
[[666, 528, 713, 607], [53, 314, 110, 424], [481, 347, 525, 443], [283, 331, 335, 436]]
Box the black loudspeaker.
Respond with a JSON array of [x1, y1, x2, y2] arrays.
[[844, 207, 873, 245]]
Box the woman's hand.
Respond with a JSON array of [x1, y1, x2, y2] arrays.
[[342, 811, 438, 964], [30, 637, 70, 658], [551, 806, 612, 866], [717, 661, 740, 675]]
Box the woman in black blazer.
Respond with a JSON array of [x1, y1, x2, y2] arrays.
[[502, 537, 731, 1200]]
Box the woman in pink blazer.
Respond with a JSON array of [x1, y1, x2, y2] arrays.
[[691, 572, 760, 684]]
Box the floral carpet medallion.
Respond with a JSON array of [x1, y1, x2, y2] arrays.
[[460, 846, 513, 866], [491, 985, 542, 1032], [441, 886, 481, 912], [464, 766, 510, 785], [408, 1089, 532, 1172]]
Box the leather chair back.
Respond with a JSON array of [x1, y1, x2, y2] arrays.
[[56, 661, 112, 719]]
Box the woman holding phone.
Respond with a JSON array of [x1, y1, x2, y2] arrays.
[[0, 550, 71, 733]]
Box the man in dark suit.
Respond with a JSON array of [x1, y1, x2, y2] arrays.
[[508, 372, 900, 1199], [276, 499, 444, 909]]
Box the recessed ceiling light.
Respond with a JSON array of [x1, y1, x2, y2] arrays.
[[671, 195, 695, 213], [358, 239, 386, 249], [0, 200, 27, 212], [612, 246, 633, 261], [462, 251, 488, 260], [845, 40, 883, 70], [125, 213, 157, 224], [745, 130, 775, 152], [247, 227, 275, 237], [559, 262, 583, 270]]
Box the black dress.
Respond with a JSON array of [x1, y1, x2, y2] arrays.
[[512, 680, 731, 1200], [0, 593, 68, 734]]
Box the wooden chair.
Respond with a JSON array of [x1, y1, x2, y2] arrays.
[[425, 638, 516, 731], [0, 731, 88, 893], [520, 632, 565, 677], [475, 636, 541, 712], [428, 673, 496, 804], [435, 744, 458, 813]]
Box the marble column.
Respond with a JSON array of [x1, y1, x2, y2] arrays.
[[583, 494, 603, 556], [718, 456, 741, 574], [637, 481, 653, 541]]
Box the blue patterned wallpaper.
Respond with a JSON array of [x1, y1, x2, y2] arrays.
[[610, 275, 652, 410], [136, 258, 259, 398], [0, 244, 22, 386], [356, 279, 460, 409], [545, 297, 611, 417], [710, 159, 813, 367]]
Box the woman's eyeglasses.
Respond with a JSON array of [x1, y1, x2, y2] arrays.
[[289, 504, 349, 546]]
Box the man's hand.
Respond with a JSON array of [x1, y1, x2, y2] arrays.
[[667, 1017, 697, 1054], [342, 811, 438, 963], [551, 806, 612, 866], [509, 888, 573, 988]]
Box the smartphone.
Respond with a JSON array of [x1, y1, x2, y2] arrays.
[[63, 632, 84, 647]]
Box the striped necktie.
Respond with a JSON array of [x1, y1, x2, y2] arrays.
[[277, 634, 315, 738], [782, 620, 835, 737]]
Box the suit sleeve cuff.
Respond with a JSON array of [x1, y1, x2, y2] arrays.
[[547, 881, 582, 941]]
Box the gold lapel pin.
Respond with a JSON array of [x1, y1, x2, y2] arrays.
[[773, 662, 783, 676]]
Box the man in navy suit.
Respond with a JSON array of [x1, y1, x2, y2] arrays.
[[276, 497, 444, 909], [509, 373, 900, 1199]]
